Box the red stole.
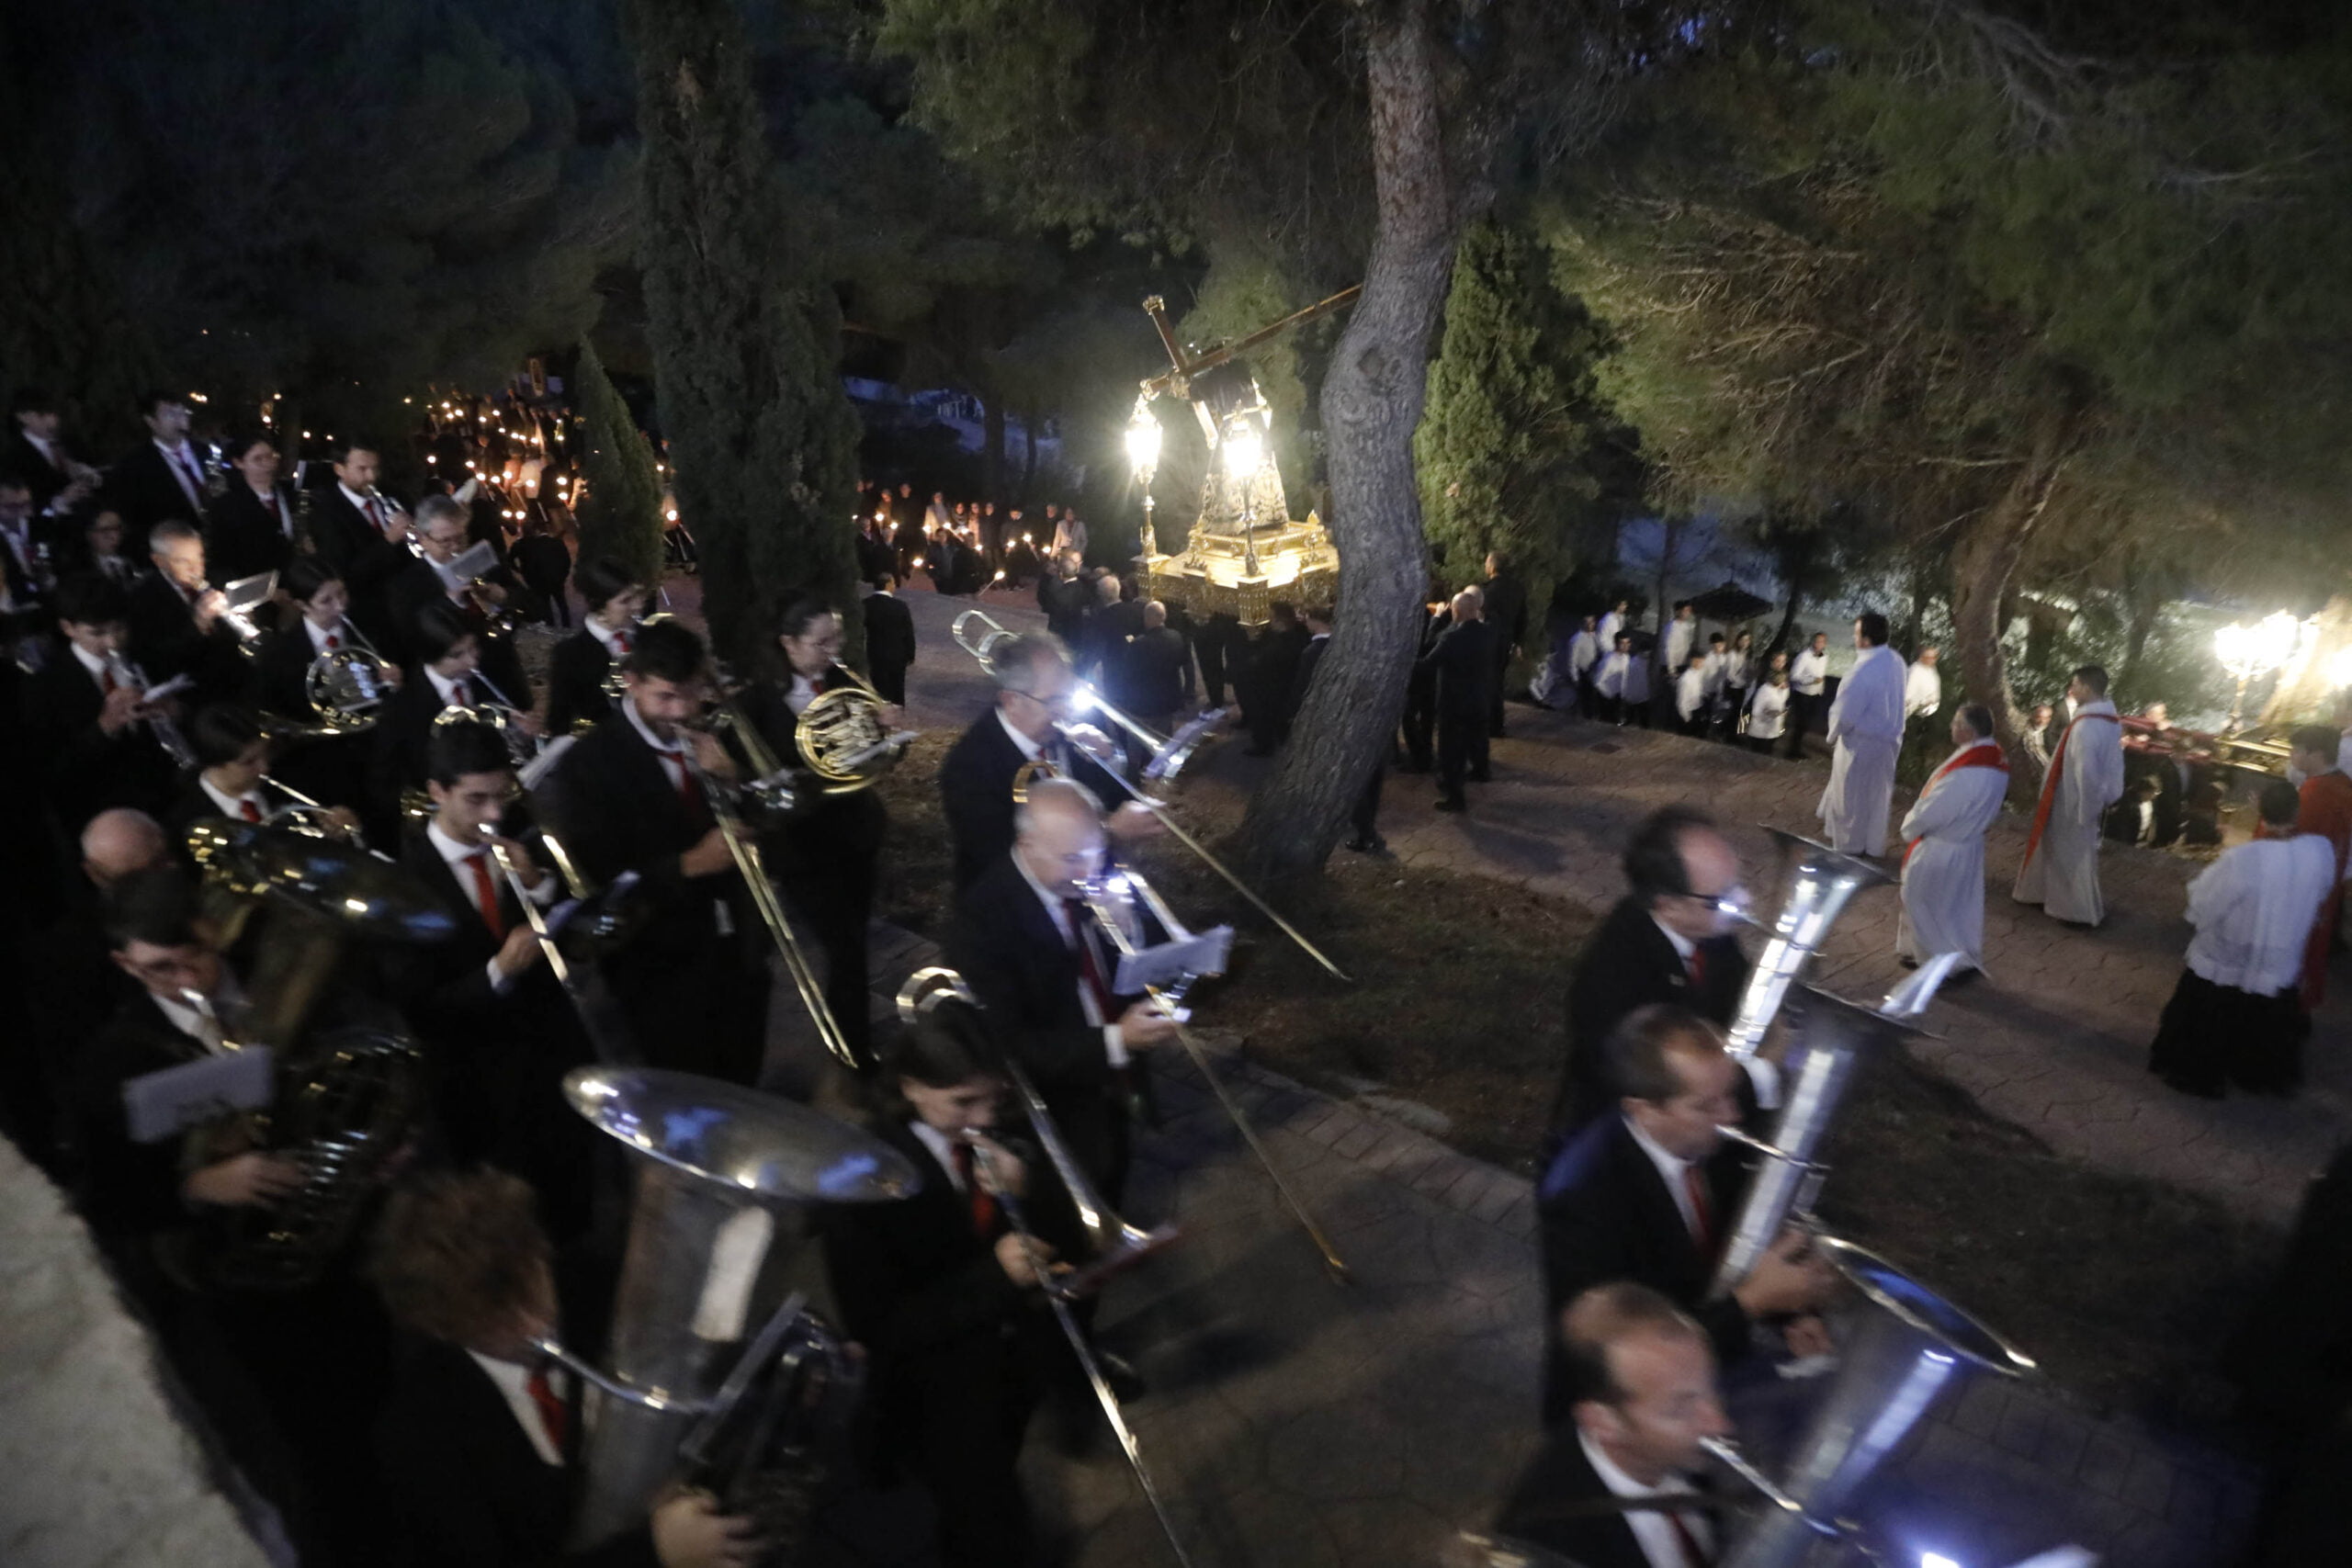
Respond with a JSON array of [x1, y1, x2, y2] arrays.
[[2020, 711, 2120, 873], [1903, 740, 2009, 867]]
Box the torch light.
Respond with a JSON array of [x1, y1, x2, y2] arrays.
[[1125, 397, 1163, 570], [2213, 610, 2311, 734]]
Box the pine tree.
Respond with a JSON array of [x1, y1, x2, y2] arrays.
[[571, 340, 666, 585], [624, 0, 862, 671], [1415, 217, 1619, 606]]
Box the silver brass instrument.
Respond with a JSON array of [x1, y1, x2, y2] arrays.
[[680, 724, 859, 1070], [1721, 829, 1891, 1061], [1711, 1240, 2033, 1568], [258, 774, 369, 852], [895, 969, 1193, 1568], [103, 649, 196, 769], [480, 822, 639, 1065], [535, 1066, 916, 1553], [957, 608, 1348, 981], [1070, 874, 1351, 1282], [198, 579, 267, 649], [177, 823, 450, 1290], [1708, 958, 1959, 1300], [298, 637, 400, 736]]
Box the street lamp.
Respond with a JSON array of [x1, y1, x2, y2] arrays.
[[1222, 415, 1267, 575], [1125, 399, 1162, 569], [2214, 610, 2310, 733]]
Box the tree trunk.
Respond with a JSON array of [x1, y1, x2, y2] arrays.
[[1653, 513, 1684, 631], [1948, 406, 2078, 806], [1235, 0, 1460, 882]]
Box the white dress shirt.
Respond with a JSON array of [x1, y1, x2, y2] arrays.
[[198, 773, 268, 822], [425, 664, 477, 710], [463, 1352, 569, 1468], [303, 615, 356, 655], [908, 1122, 971, 1194], [149, 971, 252, 1057], [1010, 851, 1130, 1067], [1790, 648, 1828, 696], [1577, 1428, 1713, 1568]]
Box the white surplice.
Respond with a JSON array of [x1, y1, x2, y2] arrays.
[[1897, 737, 2008, 970], [1816, 644, 1906, 855], [2013, 697, 2126, 924]]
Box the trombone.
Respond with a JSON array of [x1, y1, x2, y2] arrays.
[[952, 607, 1349, 982], [679, 726, 860, 1071], [895, 967, 1193, 1568], [1071, 869, 1351, 1283], [478, 819, 639, 1065]]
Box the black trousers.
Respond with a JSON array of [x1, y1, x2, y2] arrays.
[[1488, 648, 1513, 736], [870, 660, 908, 705], [1403, 681, 1437, 769], [1352, 761, 1385, 840], [1436, 711, 1487, 800]]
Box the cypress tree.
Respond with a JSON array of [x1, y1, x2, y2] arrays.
[[571, 340, 667, 586], [623, 0, 862, 671]]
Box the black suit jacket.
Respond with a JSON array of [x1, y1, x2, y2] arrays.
[[1112, 624, 1190, 717], [544, 628, 616, 739], [863, 592, 915, 680], [1416, 617, 1498, 718], [103, 443, 208, 549], [1554, 897, 1750, 1130], [375, 1335, 659, 1568], [371, 672, 454, 813], [1484, 572, 1531, 653], [937, 707, 1125, 892], [7, 428, 76, 513], [310, 487, 409, 646], [1492, 1426, 1670, 1568], [944, 856, 1138, 1103], [386, 558, 535, 695], [249, 623, 325, 721], [1536, 1113, 1755, 1424], [20, 643, 180, 826], [68, 991, 213, 1246], [203, 483, 299, 584], [126, 570, 244, 701]]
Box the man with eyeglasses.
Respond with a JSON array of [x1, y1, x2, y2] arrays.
[[938, 630, 1160, 892]]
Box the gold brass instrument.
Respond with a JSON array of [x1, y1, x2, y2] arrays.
[[679, 726, 859, 1071], [397, 694, 541, 822], [291, 634, 400, 738], [178, 823, 451, 1290], [796, 664, 916, 795], [258, 774, 368, 851], [1072, 870, 1351, 1282], [956, 609, 1349, 982], [1707, 958, 1958, 1301], [479, 821, 640, 1065], [535, 1066, 915, 1554], [896, 968, 1194, 1568], [1720, 829, 1891, 1061]]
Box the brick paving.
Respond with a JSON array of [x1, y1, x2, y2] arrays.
[[822, 582, 2289, 1567]]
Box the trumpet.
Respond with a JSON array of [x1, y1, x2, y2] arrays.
[[102, 649, 196, 769], [679, 724, 859, 1071], [1071, 868, 1351, 1282], [896, 968, 1193, 1567], [195, 579, 267, 649], [954, 608, 1347, 981]]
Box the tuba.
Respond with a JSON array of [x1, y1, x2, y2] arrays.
[[1720, 829, 1890, 1061], [1708, 958, 1958, 1300], [535, 1066, 918, 1554], [177, 823, 451, 1290]]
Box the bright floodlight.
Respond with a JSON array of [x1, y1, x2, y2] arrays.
[[1920, 1556, 1962, 1568], [2214, 610, 2307, 681], [1125, 405, 1162, 474], [1221, 419, 1264, 479], [2327, 645, 2352, 691]]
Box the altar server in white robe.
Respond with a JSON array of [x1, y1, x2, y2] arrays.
[[2013, 663, 2127, 926], [1815, 613, 1906, 856], [1897, 704, 2008, 975]]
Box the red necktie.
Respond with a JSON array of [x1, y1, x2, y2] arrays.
[[1686, 946, 1706, 989], [367, 496, 385, 532], [468, 850, 505, 939], [1667, 1507, 1711, 1567], [615, 629, 632, 655], [1061, 897, 1115, 1016], [1683, 1165, 1715, 1255], [239, 799, 263, 824], [450, 679, 471, 707], [661, 750, 708, 827], [99, 665, 118, 696], [323, 632, 340, 650], [951, 1142, 998, 1237], [525, 1364, 567, 1451]]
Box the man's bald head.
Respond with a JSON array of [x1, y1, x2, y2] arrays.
[[1013, 776, 1107, 897], [1452, 584, 1486, 620], [83, 808, 169, 889], [1143, 601, 1167, 630]]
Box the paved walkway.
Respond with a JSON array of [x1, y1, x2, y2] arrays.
[[868, 584, 2269, 1566]]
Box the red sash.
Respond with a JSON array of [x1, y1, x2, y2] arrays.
[[2019, 711, 2120, 873], [1903, 741, 2008, 867]]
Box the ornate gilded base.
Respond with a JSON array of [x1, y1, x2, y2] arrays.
[[1145, 514, 1339, 627]]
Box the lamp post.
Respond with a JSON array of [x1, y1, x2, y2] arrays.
[[2213, 610, 2309, 734], [1125, 400, 1161, 571], [1222, 416, 1266, 577]]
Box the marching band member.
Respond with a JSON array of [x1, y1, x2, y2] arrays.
[[310, 437, 412, 651], [252, 556, 400, 829], [388, 719, 600, 1244], [129, 519, 246, 705], [164, 703, 355, 842], [945, 775, 1175, 1204], [936, 630, 1156, 893], [738, 594, 892, 1073], [1895, 703, 2007, 979], [202, 432, 300, 586], [1536, 1007, 1837, 1429], [1495, 1282, 1735, 1568], [23, 573, 182, 829], [544, 618, 768, 1085], [821, 1001, 1081, 1568], [101, 390, 209, 551], [375, 599, 507, 815], [546, 555, 646, 737], [389, 492, 531, 703], [371, 1167, 765, 1568]]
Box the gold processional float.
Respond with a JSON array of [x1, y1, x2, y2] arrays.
[[1133, 288, 1358, 628]]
